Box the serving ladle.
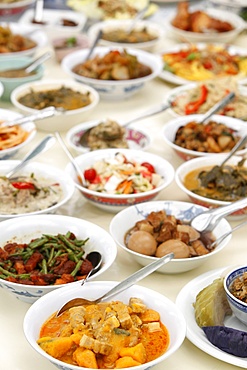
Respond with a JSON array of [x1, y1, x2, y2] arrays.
[[56, 252, 174, 316], [5, 134, 56, 179]]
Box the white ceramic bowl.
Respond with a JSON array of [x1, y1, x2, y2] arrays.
[[24, 280, 186, 369], [66, 119, 151, 153], [10, 79, 100, 132], [175, 154, 247, 218], [162, 114, 247, 161], [109, 200, 232, 274], [65, 148, 175, 213], [0, 22, 47, 59], [61, 46, 163, 100], [0, 108, 36, 159], [167, 8, 246, 43], [224, 265, 247, 326], [165, 81, 247, 120], [18, 8, 87, 41], [88, 19, 164, 52], [0, 0, 35, 16], [0, 160, 75, 220], [0, 214, 117, 303]]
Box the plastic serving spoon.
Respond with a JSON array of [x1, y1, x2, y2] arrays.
[[56, 252, 174, 316], [79, 101, 172, 148], [5, 135, 56, 179]]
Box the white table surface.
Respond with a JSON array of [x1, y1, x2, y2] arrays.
[[0, 2, 247, 370]]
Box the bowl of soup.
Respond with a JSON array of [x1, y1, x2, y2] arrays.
[[10, 79, 100, 131]]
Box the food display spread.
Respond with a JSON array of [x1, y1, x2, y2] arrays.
[[1, 1, 247, 370]]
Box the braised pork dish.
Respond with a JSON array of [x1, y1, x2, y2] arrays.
[[125, 210, 215, 258], [0, 25, 36, 53], [171, 1, 234, 33], [72, 50, 152, 80]]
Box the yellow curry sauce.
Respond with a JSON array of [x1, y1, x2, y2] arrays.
[[38, 298, 169, 369]]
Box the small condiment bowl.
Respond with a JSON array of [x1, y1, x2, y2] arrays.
[[162, 114, 247, 161], [65, 148, 175, 213], [61, 46, 163, 100], [0, 56, 44, 101], [224, 265, 247, 326], [88, 19, 164, 52], [66, 119, 151, 153], [10, 79, 100, 132], [175, 154, 247, 218], [24, 281, 186, 368], [109, 200, 232, 274], [0, 214, 117, 303]]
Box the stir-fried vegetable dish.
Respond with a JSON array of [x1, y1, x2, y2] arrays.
[[83, 152, 162, 194], [0, 231, 93, 285], [0, 25, 36, 53], [184, 160, 247, 201], [174, 120, 241, 153], [72, 49, 152, 80], [102, 27, 157, 43], [162, 44, 247, 81], [125, 209, 215, 258], [38, 297, 169, 368]]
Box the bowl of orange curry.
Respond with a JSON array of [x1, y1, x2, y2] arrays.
[[24, 281, 186, 369]]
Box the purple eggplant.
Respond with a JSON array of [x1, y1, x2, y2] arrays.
[[202, 326, 247, 357]]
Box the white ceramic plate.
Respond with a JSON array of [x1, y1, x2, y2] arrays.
[[176, 267, 247, 368], [66, 119, 151, 153], [0, 22, 47, 58], [166, 8, 246, 43], [159, 43, 247, 85]]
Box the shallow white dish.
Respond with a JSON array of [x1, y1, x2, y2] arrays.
[[162, 114, 247, 161], [0, 160, 75, 220], [0, 22, 47, 58], [10, 79, 100, 132], [159, 43, 247, 85], [176, 267, 247, 368], [109, 200, 232, 274], [66, 119, 151, 153], [61, 46, 163, 100], [24, 280, 186, 368], [18, 8, 87, 40], [88, 19, 164, 52], [0, 214, 117, 303], [167, 8, 246, 43], [0, 108, 36, 159]]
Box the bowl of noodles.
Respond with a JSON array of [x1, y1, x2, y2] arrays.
[[159, 43, 247, 85], [166, 78, 247, 120], [0, 108, 36, 159]]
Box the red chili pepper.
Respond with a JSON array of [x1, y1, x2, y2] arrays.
[[185, 85, 208, 115], [11, 182, 35, 190], [203, 61, 213, 70], [141, 162, 155, 173], [84, 168, 97, 182]]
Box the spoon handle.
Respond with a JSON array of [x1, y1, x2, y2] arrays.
[[211, 219, 247, 249], [95, 253, 174, 304], [199, 92, 235, 124], [123, 102, 171, 127], [3, 107, 56, 127], [5, 135, 56, 179], [220, 134, 247, 168], [191, 198, 247, 233], [25, 51, 52, 74], [85, 29, 102, 61]]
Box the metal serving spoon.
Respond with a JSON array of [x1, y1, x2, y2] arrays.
[[198, 91, 235, 124], [81, 251, 102, 286], [0, 52, 51, 75], [5, 135, 56, 179], [56, 252, 174, 316], [126, 5, 149, 34], [210, 218, 247, 250], [84, 29, 102, 61], [55, 131, 86, 186], [1, 107, 56, 127], [79, 101, 172, 148]]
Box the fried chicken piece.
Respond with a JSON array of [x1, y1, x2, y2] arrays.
[[171, 1, 190, 31]]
